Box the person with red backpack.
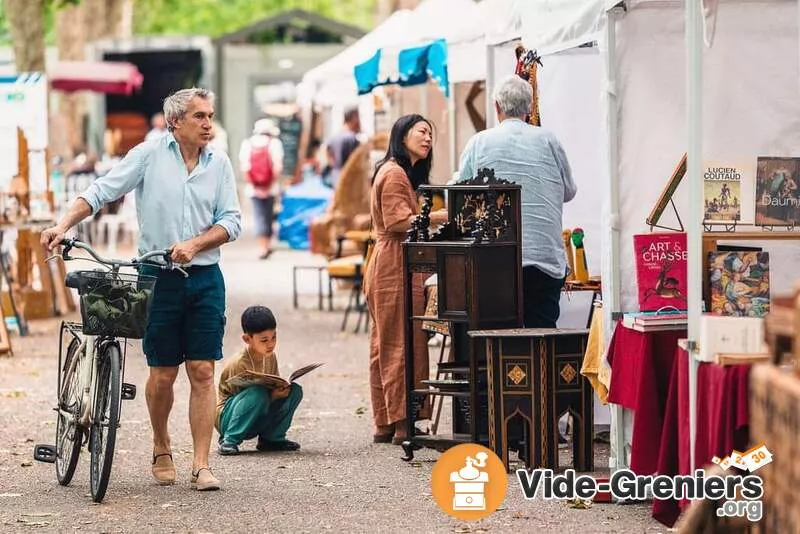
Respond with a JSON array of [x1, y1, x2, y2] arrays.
[[239, 118, 284, 259]]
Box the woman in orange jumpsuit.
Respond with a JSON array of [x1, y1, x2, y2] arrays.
[[365, 114, 448, 445]]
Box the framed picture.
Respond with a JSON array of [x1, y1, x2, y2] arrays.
[[646, 153, 687, 232]]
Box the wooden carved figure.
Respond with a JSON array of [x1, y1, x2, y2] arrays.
[[514, 45, 542, 126], [562, 229, 576, 282], [571, 228, 589, 283]]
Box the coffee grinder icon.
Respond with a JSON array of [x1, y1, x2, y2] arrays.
[[449, 452, 490, 510]]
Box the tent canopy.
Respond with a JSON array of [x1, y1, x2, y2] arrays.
[[368, 0, 478, 92], [49, 60, 143, 95], [513, 0, 605, 54], [300, 10, 414, 105]]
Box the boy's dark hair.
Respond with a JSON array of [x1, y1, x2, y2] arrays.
[[241, 306, 277, 334]]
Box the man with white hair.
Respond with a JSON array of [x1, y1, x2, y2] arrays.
[[457, 74, 577, 328], [239, 118, 284, 259], [41, 87, 242, 492]]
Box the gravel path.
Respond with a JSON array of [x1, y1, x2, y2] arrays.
[[0, 237, 664, 533]]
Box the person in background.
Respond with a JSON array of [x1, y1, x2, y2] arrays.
[[326, 108, 361, 187], [209, 120, 229, 154], [145, 112, 168, 141], [239, 118, 284, 259], [457, 74, 577, 328], [364, 114, 448, 446]]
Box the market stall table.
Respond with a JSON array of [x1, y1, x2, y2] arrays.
[[606, 322, 686, 475], [652, 347, 750, 527]]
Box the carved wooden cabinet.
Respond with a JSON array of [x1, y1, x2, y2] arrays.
[[401, 170, 523, 459]]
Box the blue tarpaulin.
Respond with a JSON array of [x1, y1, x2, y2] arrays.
[[354, 38, 449, 96], [277, 177, 333, 250], [398, 39, 449, 95]]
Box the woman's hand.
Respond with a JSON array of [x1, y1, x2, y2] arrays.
[[430, 209, 449, 226]]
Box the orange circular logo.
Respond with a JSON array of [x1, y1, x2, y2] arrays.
[[431, 443, 508, 521]]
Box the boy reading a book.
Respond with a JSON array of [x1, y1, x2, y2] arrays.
[[216, 306, 302, 455]]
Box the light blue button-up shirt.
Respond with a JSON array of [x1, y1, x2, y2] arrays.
[[458, 119, 577, 279], [80, 133, 242, 266]]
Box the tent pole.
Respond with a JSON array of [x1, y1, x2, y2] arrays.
[[448, 82, 457, 178], [686, 0, 704, 471], [485, 44, 496, 128], [602, 5, 625, 474]]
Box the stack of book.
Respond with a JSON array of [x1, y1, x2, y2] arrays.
[[622, 310, 688, 332]]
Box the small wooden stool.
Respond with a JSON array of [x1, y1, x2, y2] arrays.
[[469, 328, 593, 471]]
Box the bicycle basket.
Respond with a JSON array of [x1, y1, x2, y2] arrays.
[[74, 270, 157, 339]]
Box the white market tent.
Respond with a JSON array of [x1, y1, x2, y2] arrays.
[[371, 0, 479, 89], [300, 9, 415, 107], [491, 0, 800, 471]]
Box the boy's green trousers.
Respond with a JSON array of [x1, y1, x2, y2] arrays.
[[219, 384, 302, 445]]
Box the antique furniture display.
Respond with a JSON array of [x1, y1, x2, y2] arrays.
[[468, 328, 593, 471], [401, 169, 522, 460]]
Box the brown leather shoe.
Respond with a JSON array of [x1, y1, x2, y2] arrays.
[[152, 452, 176, 486], [191, 467, 220, 491]]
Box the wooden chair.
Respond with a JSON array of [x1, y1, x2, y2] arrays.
[[325, 230, 374, 333]]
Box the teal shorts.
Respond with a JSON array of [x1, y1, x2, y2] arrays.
[[141, 263, 226, 367]]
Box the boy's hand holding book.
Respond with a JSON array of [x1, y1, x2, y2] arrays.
[[271, 384, 291, 400]]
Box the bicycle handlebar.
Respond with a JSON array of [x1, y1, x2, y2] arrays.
[[60, 238, 188, 277]]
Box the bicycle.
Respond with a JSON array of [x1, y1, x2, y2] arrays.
[[33, 238, 187, 503]]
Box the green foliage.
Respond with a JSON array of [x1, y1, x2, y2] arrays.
[[0, 0, 376, 47], [132, 0, 377, 38]]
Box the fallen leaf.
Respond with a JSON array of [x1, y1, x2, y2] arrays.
[[20, 461, 33, 467], [410, 461, 423, 467], [454, 527, 471, 533], [2, 390, 27, 398], [567, 498, 592, 509], [24, 438, 33, 443], [354, 406, 366, 415]]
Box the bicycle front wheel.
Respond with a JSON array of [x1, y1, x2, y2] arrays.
[[89, 343, 121, 503], [56, 338, 83, 486]]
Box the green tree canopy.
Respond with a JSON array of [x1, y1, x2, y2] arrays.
[[0, 0, 376, 45]]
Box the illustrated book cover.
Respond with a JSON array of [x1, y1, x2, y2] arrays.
[[754, 157, 800, 226], [633, 232, 688, 312], [708, 251, 770, 317], [227, 362, 325, 390], [703, 162, 747, 222]]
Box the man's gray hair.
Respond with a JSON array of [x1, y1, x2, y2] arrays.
[[493, 75, 532, 119], [163, 88, 215, 131]]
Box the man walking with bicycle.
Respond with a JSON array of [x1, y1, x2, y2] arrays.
[[42, 88, 241, 491]]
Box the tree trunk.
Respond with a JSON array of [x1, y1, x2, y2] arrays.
[[56, 3, 87, 155], [3, 0, 46, 72], [54, 0, 130, 156]]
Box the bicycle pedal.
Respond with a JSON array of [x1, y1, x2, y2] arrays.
[[33, 444, 57, 463], [121, 383, 136, 400]]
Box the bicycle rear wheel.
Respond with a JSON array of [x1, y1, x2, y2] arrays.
[[56, 338, 83, 485], [89, 343, 121, 503]]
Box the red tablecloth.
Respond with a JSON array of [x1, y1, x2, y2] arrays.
[[606, 323, 686, 475], [652, 348, 750, 527]]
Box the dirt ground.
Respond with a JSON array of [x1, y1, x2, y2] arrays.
[[0, 237, 665, 533]]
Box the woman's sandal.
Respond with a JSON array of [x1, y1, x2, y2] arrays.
[[373, 423, 395, 444], [391, 426, 429, 446], [152, 452, 176, 486]]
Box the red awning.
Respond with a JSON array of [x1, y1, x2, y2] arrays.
[[49, 61, 144, 95]]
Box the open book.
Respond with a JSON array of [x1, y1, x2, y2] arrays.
[[227, 362, 324, 390]]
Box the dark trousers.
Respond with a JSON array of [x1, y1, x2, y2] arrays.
[[522, 265, 565, 328]]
